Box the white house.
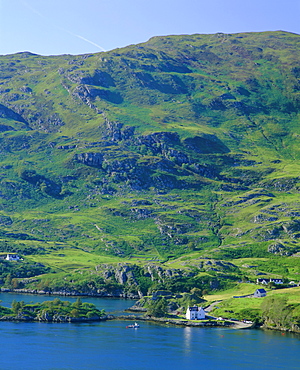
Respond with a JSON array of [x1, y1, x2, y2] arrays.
[[270, 278, 283, 285], [186, 305, 206, 320], [5, 253, 20, 261], [257, 278, 283, 285], [254, 288, 267, 298]]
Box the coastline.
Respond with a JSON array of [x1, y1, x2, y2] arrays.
[[0, 311, 252, 329], [112, 314, 240, 328], [1, 289, 298, 333], [0, 290, 253, 329]]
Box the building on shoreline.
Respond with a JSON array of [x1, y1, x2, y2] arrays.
[[186, 306, 206, 320]]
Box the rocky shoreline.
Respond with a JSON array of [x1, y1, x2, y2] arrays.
[[1, 289, 298, 333], [113, 314, 237, 328], [0, 314, 112, 323], [0, 313, 236, 328], [262, 323, 300, 334]]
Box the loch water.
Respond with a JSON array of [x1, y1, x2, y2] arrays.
[[0, 293, 299, 370]]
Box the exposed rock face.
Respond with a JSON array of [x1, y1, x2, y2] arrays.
[[66, 69, 115, 88], [71, 120, 227, 193], [252, 214, 278, 223], [268, 242, 284, 254], [104, 157, 137, 174], [268, 242, 292, 256], [144, 264, 181, 282], [75, 152, 104, 167], [35, 113, 65, 132], [95, 263, 186, 293], [155, 218, 192, 240], [95, 263, 138, 286], [263, 177, 299, 192], [282, 220, 300, 235], [203, 259, 237, 272], [20, 86, 32, 93], [130, 207, 154, 219], [136, 131, 180, 147], [100, 120, 135, 141], [72, 84, 123, 104]]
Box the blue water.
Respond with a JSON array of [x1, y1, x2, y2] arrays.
[[0, 293, 299, 370], [0, 292, 135, 314]]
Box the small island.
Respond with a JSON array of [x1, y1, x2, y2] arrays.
[[0, 298, 106, 323]]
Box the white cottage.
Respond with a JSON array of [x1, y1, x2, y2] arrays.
[[5, 254, 20, 261], [254, 288, 267, 298], [186, 305, 206, 320]]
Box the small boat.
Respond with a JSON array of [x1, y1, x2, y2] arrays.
[[126, 322, 140, 329]]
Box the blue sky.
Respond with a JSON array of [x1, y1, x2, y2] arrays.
[[0, 0, 299, 55]]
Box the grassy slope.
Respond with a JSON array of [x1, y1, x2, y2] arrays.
[[206, 285, 300, 323], [0, 31, 300, 292]]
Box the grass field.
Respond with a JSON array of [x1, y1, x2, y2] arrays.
[[205, 285, 300, 321], [28, 249, 123, 272]]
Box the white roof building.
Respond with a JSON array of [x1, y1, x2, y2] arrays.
[[254, 288, 267, 298], [186, 305, 206, 320], [5, 254, 20, 261]]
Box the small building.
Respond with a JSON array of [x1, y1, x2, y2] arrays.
[[270, 278, 283, 285], [256, 278, 269, 285], [257, 278, 283, 285], [254, 288, 267, 298], [186, 305, 206, 320], [5, 253, 20, 261]]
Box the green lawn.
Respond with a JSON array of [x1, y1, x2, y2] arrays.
[[28, 249, 123, 272]]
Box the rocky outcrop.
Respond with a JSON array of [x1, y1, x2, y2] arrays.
[[252, 213, 278, 223], [95, 263, 189, 293], [282, 220, 300, 235], [66, 69, 115, 88], [75, 152, 104, 167], [72, 84, 123, 104], [136, 131, 180, 147], [99, 120, 135, 141], [155, 217, 192, 240], [268, 242, 293, 256], [130, 207, 154, 219], [71, 123, 223, 192], [95, 263, 139, 286], [203, 260, 237, 272], [34, 113, 65, 132], [262, 177, 299, 192], [144, 264, 182, 282]]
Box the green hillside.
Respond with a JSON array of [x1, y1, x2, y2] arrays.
[[0, 31, 300, 296]]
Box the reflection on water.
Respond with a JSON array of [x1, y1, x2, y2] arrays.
[[183, 326, 192, 353]]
